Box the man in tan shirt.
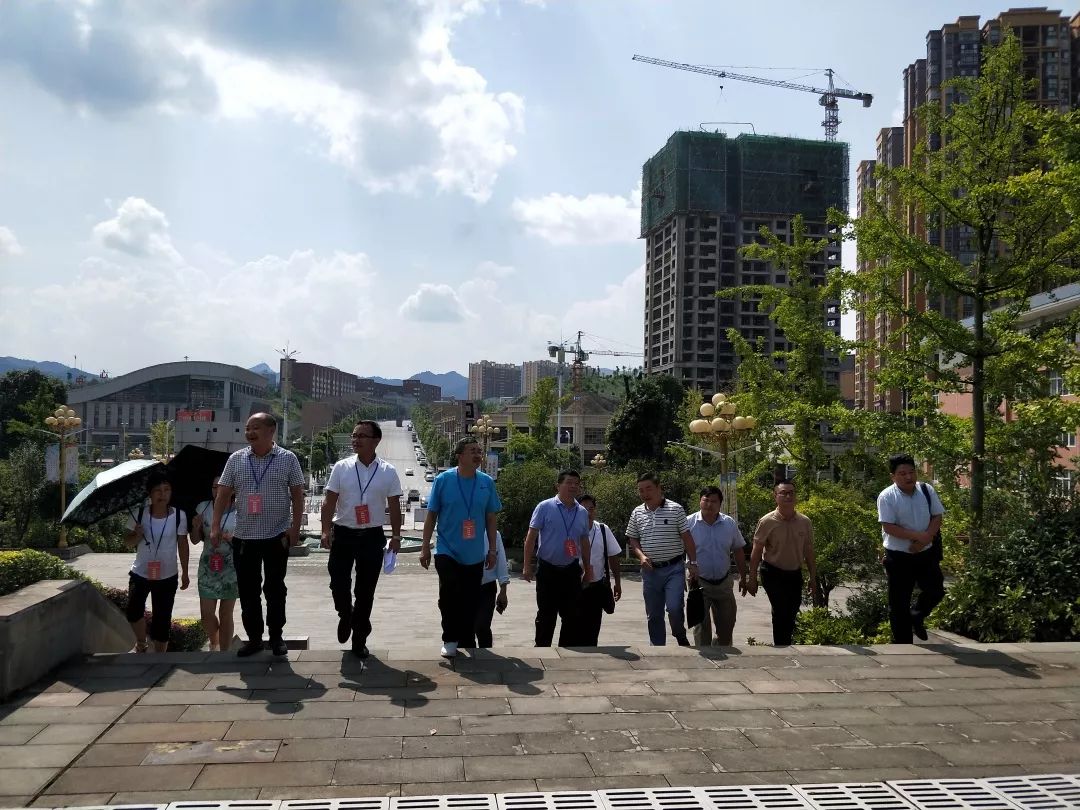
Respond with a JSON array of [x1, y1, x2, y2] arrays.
[[744, 479, 818, 645]]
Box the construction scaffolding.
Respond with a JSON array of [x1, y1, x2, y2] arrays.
[[640, 131, 849, 236]]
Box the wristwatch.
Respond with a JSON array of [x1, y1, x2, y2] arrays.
[[688, 561, 699, 567]]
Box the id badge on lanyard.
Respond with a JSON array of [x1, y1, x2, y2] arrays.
[[147, 560, 162, 580], [247, 494, 262, 515], [462, 519, 476, 539], [355, 504, 371, 526], [564, 538, 578, 558], [208, 552, 225, 573]]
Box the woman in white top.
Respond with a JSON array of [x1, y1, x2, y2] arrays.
[[190, 476, 238, 651], [577, 494, 623, 646], [123, 471, 190, 652]]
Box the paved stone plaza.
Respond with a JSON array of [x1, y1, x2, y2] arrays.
[[1, 640, 1078, 806]]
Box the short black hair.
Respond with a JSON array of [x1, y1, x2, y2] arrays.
[[774, 478, 796, 491], [354, 419, 382, 439], [578, 493, 596, 507], [557, 470, 581, 484], [700, 485, 724, 503], [453, 436, 479, 458], [637, 472, 660, 486], [145, 469, 172, 493], [889, 454, 917, 473]]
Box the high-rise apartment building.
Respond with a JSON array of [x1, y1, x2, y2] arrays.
[[640, 131, 846, 394], [854, 7, 1080, 411], [521, 360, 560, 397], [468, 361, 522, 400]]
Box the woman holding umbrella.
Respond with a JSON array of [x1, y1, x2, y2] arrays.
[[123, 469, 190, 652], [190, 477, 238, 651]]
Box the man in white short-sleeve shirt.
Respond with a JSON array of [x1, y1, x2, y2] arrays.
[[321, 420, 403, 659], [877, 454, 946, 644]]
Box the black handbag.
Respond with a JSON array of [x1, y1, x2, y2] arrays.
[[919, 483, 944, 562], [599, 525, 616, 615], [686, 584, 705, 628]]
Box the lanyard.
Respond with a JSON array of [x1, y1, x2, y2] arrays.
[[354, 457, 379, 504], [202, 502, 233, 531], [456, 472, 477, 516], [557, 500, 578, 539], [145, 512, 169, 557], [248, 451, 276, 491]]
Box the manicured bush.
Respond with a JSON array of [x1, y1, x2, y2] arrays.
[[793, 607, 867, 645], [935, 496, 1080, 642], [0, 549, 84, 595]]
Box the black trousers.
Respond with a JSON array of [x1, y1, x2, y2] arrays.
[[884, 549, 945, 643], [760, 562, 802, 646], [434, 554, 484, 647], [233, 535, 289, 642], [535, 559, 583, 647], [474, 580, 498, 648], [577, 580, 610, 647], [328, 525, 386, 645], [126, 573, 178, 643]]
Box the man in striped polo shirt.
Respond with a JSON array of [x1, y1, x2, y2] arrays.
[[625, 472, 698, 646]]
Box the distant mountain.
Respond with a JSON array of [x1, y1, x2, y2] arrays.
[[410, 370, 468, 399], [371, 376, 403, 386], [0, 356, 95, 381], [249, 362, 279, 385]]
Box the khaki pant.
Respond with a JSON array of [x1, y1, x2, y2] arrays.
[[692, 574, 737, 646]]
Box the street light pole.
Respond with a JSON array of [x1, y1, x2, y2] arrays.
[[688, 393, 756, 522], [45, 407, 82, 548]]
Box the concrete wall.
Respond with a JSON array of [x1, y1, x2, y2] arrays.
[[0, 580, 134, 700]]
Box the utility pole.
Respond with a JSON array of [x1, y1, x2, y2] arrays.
[[276, 343, 299, 446]]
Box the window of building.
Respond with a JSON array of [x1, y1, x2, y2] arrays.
[[1049, 370, 1071, 396], [1053, 469, 1076, 497]]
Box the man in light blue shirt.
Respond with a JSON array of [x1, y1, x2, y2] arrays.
[[687, 486, 746, 646], [877, 454, 946, 643], [523, 470, 592, 647]]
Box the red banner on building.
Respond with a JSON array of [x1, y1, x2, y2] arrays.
[[176, 409, 213, 422]]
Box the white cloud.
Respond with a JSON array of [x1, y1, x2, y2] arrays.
[[512, 183, 641, 245], [476, 260, 515, 278], [91, 197, 184, 264], [0, 226, 24, 256], [399, 283, 470, 322], [562, 265, 645, 356], [0, 3, 525, 202]]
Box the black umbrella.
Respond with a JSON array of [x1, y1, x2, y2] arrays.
[[166, 444, 232, 518], [61, 459, 166, 527]]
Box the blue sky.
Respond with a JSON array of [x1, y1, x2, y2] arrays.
[[0, 0, 1026, 377]]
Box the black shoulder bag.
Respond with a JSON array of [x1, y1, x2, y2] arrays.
[[919, 483, 944, 562]]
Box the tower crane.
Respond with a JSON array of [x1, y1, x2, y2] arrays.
[[632, 54, 873, 142]]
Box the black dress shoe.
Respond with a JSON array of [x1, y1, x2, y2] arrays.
[[911, 615, 929, 641], [269, 638, 289, 657], [351, 644, 369, 659], [237, 639, 263, 657], [337, 615, 352, 644]]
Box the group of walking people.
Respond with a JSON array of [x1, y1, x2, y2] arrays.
[[121, 410, 947, 656]]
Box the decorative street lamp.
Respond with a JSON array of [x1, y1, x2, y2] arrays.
[[688, 393, 756, 521], [590, 453, 608, 471], [469, 414, 501, 455], [45, 407, 82, 548], [128, 447, 146, 460]]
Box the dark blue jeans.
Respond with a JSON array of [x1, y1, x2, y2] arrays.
[[641, 562, 686, 645]]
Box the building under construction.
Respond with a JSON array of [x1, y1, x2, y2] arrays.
[[640, 130, 847, 394]]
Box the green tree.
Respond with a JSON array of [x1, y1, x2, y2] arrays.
[[494, 460, 558, 549], [528, 377, 561, 448], [0, 370, 67, 457], [606, 375, 685, 465], [148, 421, 173, 459], [0, 442, 48, 547], [721, 215, 849, 489], [848, 33, 1080, 541]]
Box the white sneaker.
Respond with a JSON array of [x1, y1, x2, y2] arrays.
[[440, 641, 458, 658]]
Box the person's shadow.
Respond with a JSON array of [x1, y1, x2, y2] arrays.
[[452, 649, 545, 695], [337, 655, 441, 706]]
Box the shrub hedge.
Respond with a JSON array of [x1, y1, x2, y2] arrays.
[[0, 549, 208, 651]]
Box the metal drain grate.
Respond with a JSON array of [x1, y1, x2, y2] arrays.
[[498, 793, 604, 810], [282, 802, 389, 810], [795, 784, 915, 810], [168, 803, 280, 810], [391, 797, 498, 810], [984, 775, 1080, 810], [697, 786, 812, 810], [600, 787, 707, 810], [886, 780, 1019, 810]]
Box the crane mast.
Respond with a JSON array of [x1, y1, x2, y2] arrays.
[[632, 54, 872, 141]]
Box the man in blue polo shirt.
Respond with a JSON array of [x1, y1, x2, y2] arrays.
[[420, 437, 501, 659], [523, 470, 592, 647]]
